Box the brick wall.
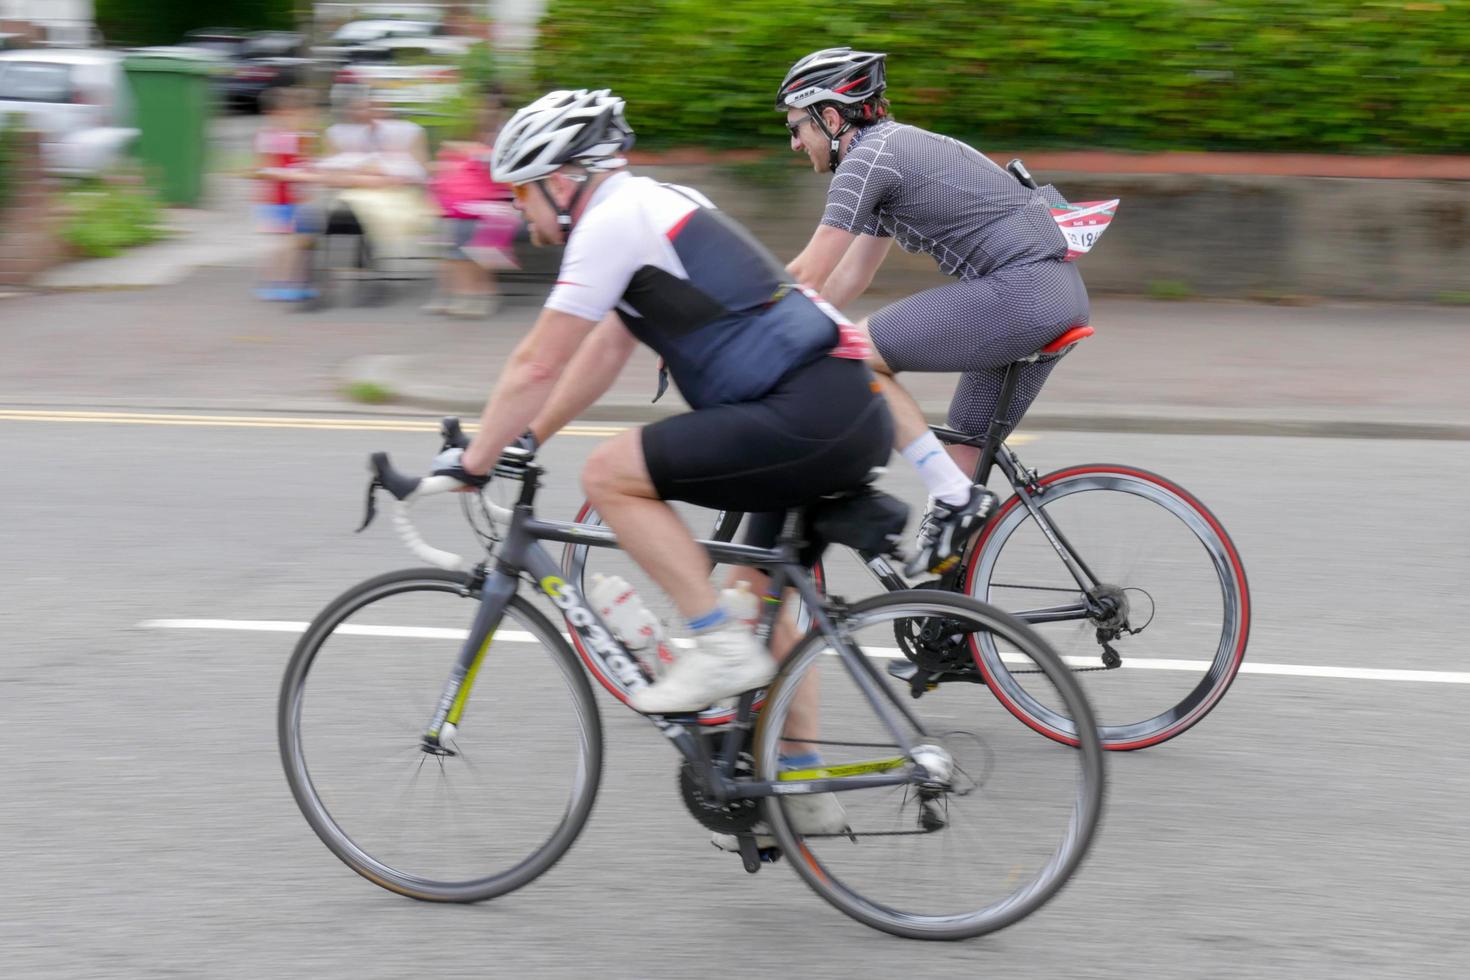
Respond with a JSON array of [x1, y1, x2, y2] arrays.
[[0, 129, 66, 286], [636, 160, 1470, 303]]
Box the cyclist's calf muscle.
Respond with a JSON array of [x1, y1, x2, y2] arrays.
[[723, 565, 817, 747]]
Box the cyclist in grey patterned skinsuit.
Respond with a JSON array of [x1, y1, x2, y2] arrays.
[[779, 47, 1090, 575]]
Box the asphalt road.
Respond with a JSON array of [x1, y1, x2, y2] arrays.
[[2, 411, 1468, 979]]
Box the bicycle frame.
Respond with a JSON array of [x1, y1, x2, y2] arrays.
[[837, 429, 1107, 629], [421, 465, 933, 806]]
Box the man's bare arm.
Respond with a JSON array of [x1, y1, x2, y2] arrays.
[[819, 233, 894, 308], [460, 307, 599, 475], [787, 224, 857, 294], [528, 312, 639, 443]]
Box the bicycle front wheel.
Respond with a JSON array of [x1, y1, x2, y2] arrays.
[[965, 464, 1250, 750], [755, 591, 1105, 941], [278, 568, 603, 902]]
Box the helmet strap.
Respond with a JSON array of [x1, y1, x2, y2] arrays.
[[538, 173, 593, 235], [807, 107, 852, 172]]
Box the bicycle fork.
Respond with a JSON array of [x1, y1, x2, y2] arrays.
[[421, 565, 517, 753]]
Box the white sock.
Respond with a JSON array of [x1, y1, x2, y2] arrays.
[[901, 432, 972, 507]]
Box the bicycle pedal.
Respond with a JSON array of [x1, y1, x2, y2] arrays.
[[735, 834, 763, 873], [886, 660, 919, 681]]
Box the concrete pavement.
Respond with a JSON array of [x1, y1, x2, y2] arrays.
[[3, 261, 1469, 439], [345, 289, 1470, 440]]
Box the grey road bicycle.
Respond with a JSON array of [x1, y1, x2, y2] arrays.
[[277, 422, 1105, 941], [572, 325, 1251, 751]]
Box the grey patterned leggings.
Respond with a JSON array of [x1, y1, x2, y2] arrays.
[[868, 259, 1089, 434]]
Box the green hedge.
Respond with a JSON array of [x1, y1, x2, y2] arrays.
[[59, 177, 165, 258], [534, 0, 1470, 154]]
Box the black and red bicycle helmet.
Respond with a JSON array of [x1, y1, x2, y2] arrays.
[[777, 47, 887, 170], [776, 47, 887, 110]]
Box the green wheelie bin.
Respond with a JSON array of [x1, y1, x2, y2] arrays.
[[121, 51, 215, 206]]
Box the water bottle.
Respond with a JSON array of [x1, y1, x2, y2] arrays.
[[587, 573, 673, 677], [720, 580, 760, 629]]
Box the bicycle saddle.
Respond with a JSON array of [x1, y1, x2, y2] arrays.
[[806, 484, 909, 558]]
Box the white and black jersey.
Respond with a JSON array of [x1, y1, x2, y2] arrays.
[[547, 172, 845, 408]]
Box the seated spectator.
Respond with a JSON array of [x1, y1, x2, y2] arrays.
[[425, 91, 518, 318], [313, 89, 434, 269]]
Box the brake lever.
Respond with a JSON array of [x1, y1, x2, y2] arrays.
[[356, 477, 380, 532], [440, 416, 470, 452]]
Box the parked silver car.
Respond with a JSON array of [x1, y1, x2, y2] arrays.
[[0, 49, 138, 176]]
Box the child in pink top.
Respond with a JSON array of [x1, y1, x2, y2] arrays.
[[425, 95, 519, 318]]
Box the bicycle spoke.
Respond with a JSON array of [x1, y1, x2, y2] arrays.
[[967, 468, 1248, 749], [755, 591, 1103, 940], [281, 572, 602, 901]]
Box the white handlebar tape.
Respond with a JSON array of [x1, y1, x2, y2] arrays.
[[388, 476, 515, 570]]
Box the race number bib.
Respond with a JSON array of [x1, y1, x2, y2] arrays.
[[793, 284, 871, 360], [1051, 199, 1120, 261]]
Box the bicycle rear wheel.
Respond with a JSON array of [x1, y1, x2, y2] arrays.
[[755, 591, 1105, 941], [278, 567, 602, 902], [965, 464, 1250, 750]]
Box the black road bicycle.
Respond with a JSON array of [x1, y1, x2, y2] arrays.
[[572, 326, 1251, 751], [278, 425, 1105, 941]]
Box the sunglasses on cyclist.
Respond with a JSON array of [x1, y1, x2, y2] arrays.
[[785, 116, 814, 140]]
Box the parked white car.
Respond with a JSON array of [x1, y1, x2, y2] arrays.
[[331, 36, 471, 112], [0, 49, 138, 176], [310, 17, 439, 91]]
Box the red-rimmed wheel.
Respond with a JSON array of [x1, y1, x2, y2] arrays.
[[962, 464, 1249, 750], [560, 502, 761, 726]]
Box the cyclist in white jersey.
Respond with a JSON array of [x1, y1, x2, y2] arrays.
[[434, 91, 891, 742], [778, 48, 1091, 575]]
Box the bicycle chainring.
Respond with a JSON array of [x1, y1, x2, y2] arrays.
[[678, 752, 761, 834], [893, 582, 984, 679]]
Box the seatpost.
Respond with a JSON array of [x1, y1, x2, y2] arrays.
[[971, 363, 1023, 486], [776, 509, 804, 561]]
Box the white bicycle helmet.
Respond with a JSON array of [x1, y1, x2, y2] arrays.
[[491, 89, 634, 185]]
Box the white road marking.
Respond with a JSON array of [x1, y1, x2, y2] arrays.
[[138, 619, 1470, 683]]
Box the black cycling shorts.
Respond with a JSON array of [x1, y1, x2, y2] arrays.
[[641, 355, 893, 546]]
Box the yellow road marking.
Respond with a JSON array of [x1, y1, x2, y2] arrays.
[[0, 409, 626, 436], [0, 408, 1035, 444]]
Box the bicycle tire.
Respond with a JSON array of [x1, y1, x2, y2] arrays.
[[278, 567, 603, 902], [754, 590, 1105, 941], [964, 464, 1250, 750]]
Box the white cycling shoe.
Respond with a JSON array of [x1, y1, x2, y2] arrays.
[[905, 485, 998, 577], [629, 623, 777, 715], [711, 792, 850, 851]]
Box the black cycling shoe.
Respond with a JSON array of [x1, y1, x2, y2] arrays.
[[904, 485, 998, 577]]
